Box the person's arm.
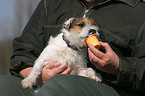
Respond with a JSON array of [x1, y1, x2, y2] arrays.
[[115, 24, 145, 93], [19, 67, 33, 78], [88, 24, 145, 93], [10, 0, 46, 77]]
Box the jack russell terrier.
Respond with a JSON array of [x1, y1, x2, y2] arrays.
[[22, 17, 102, 88]]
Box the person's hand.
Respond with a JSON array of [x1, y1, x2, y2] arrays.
[[42, 62, 72, 84], [88, 42, 119, 76]]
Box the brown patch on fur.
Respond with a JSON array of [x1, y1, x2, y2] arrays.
[[69, 18, 99, 34], [70, 18, 84, 34]]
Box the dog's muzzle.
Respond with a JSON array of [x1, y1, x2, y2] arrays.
[[85, 29, 100, 41], [85, 29, 97, 39]]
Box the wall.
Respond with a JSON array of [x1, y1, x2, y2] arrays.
[[0, 0, 40, 75]]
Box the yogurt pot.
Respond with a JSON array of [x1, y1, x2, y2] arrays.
[[85, 34, 101, 49]]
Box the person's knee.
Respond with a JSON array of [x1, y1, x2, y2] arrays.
[[0, 75, 34, 96], [0, 75, 21, 85]]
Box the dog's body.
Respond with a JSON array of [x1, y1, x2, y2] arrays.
[[22, 18, 101, 88]]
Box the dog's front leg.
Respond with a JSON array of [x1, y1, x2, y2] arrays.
[[21, 59, 47, 88], [78, 68, 102, 82]]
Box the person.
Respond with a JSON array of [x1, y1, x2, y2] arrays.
[[0, 0, 144, 96]]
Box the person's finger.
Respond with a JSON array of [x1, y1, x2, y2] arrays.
[[53, 64, 68, 73], [44, 62, 61, 69], [61, 67, 72, 74], [100, 42, 112, 53], [88, 45, 105, 59], [88, 48, 103, 65]]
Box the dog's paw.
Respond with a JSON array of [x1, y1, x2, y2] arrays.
[[94, 76, 102, 83], [86, 68, 102, 82], [79, 68, 102, 83], [21, 78, 34, 88]]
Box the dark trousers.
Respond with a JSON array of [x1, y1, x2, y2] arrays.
[[0, 75, 143, 96]]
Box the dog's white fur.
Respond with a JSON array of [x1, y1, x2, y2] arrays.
[[22, 18, 101, 88]]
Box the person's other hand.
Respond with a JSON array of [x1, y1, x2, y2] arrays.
[[42, 62, 72, 84], [88, 42, 119, 76]]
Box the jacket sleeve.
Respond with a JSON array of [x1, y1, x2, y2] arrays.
[[116, 22, 145, 93], [10, 0, 47, 77]]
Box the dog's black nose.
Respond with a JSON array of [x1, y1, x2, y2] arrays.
[[89, 29, 96, 35]]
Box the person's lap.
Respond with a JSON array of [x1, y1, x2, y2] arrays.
[[36, 74, 121, 96], [36, 74, 139, 96], [0, 74, 143, 96]]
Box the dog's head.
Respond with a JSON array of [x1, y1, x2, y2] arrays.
[[62, 18, 99, 49]]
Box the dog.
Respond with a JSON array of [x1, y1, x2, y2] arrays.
[[22, 17, 102, 88]]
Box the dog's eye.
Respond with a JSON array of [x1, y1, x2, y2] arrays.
[[77, 23, 84, 27]]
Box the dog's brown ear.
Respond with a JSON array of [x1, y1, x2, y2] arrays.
[[63, 18, 74, 29]]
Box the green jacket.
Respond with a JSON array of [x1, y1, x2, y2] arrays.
[[10, 0, 145, 93]]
